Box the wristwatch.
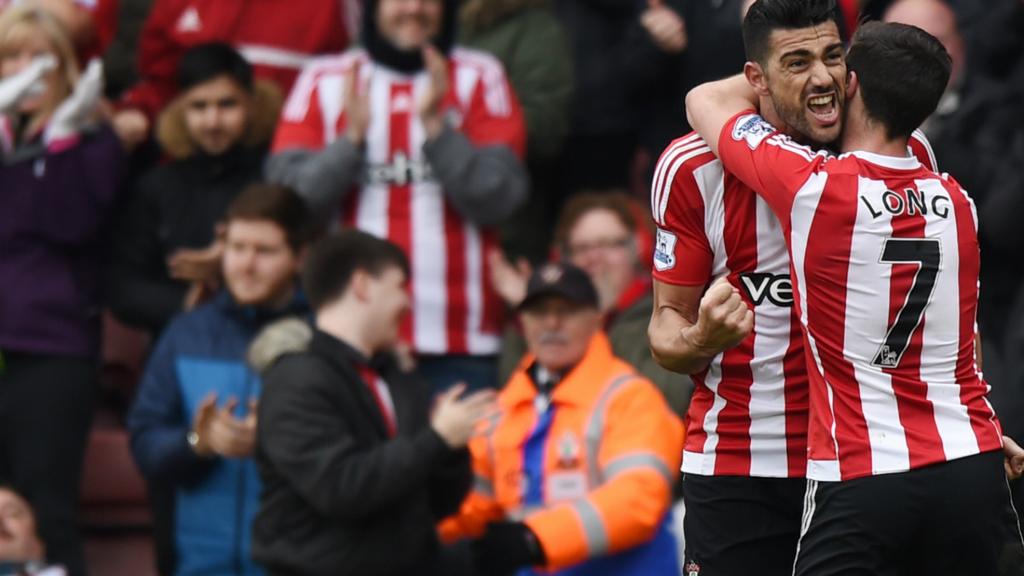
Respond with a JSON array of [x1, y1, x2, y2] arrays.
[[187, 430, 201, 451]]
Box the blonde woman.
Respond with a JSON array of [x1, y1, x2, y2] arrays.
[[0, 7, 122, 576]]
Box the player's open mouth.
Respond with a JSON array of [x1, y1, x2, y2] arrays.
[[807, 93, 839, 125]]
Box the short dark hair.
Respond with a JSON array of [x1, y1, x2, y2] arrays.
[[178, 42, 253, 93], [742, 0, 841, 65], [301, 230, 410, 311], [846, 21, 951, 141], [225, 183, 312, 253]]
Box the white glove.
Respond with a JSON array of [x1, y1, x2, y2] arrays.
[[0, 54, 57, 114], [44, 58, 104, 144]]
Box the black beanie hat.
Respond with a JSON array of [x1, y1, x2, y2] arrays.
[[361, 0, 459, 74]]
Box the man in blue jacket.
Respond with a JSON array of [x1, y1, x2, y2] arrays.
[[127, 183, 311, 575]]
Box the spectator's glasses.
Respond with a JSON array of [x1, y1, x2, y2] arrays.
[[565, 237, 634, 258]]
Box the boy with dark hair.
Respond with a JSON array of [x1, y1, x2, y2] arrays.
[[127, 183, 311, 576], [108, 41, 282, 336], [687, 20, 1024, 575], [252, 230, 495, 576]]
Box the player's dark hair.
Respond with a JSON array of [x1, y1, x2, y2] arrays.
[[742, 0, 841, 66], [178, 42, 253, 93], [225, 183, 312, 253], [301, 230, 410, 311], [846, 21, 951, 141]]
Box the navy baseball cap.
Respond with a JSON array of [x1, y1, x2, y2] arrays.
[[518, 263, 599, 312]]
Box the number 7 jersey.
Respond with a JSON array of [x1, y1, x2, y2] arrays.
[[718, 112, 1003, 482]]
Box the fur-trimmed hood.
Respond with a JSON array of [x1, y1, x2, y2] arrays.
[[247, 316, 313, 374], [156, 78, 282, 160]]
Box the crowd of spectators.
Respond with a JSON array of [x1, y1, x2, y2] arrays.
[[0, 0, 1021, 574]]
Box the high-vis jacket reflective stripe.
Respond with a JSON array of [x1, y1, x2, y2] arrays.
[[440, 333, 684, 574]]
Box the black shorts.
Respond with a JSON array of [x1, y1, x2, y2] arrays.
[[794, 451, 1024, 576], [681, 473, 806, 576]]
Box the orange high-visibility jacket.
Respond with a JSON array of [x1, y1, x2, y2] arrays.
[[440, 332, 684, 573]]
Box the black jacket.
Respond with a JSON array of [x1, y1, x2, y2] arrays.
[[106, 145, 266, 335], [252, 329, 472, 576]]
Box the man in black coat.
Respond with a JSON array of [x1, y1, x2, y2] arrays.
[[251, 230, 495, 576]]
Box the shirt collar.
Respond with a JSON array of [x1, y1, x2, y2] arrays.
[[844, 149, 922, 170], [502, 332, 618, 409]]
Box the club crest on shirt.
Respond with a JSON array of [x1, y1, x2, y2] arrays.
[[556, 431, 581, 469], [685, 560, 701, 575], [654, 228, 677, 272], [175, 6, 202, 33], [731, 113, 775, 149], [540, 263, 564, 284]]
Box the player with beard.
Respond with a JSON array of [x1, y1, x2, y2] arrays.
[[647, 1, 939, 574], [687, 19, 1024, 575]]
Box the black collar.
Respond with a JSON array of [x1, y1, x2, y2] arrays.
[[309, 328, 392, 374]]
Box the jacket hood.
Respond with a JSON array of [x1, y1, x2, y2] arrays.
[[362, 0, 459, 73], [247, 317, 313, 374], [459, 0, 549, 36], [156, 78, 282, 160]]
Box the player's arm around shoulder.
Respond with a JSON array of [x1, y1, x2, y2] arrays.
[[685, 74, 759, 156], [649, 277, 753, 375]]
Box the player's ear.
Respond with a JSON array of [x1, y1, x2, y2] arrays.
[[351, 268, 372, 302], [846, 70, 859, 101], [744, 61, 770, 97]]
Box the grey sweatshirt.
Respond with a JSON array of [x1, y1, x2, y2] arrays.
[[266, 125, 529, 227]]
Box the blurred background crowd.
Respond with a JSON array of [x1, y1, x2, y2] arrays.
[[0, 0, 1021, 574]]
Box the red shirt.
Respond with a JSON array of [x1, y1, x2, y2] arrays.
[[651, 128, 940, 479], [717, 111, 1002, 482], [120, 0, 353, 118], [275, 48, 526, 356], [355, 362, 397, 437]]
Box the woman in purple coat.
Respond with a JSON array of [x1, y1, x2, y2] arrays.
[[0, 7, 123, 575]]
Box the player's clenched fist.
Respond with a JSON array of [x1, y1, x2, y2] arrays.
[[684, 276, 753, 354]]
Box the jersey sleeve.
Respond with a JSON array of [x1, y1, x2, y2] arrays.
[[650, 135, 716, 286], [272, 64, 331, 152], [119, 0, 186, 118], [717, 111, 826, 222], [908, 129, 939, 172], [460, 60, 527, 160], [436, 414, 505, 542]]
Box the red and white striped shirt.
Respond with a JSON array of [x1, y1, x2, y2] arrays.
[[274, 48, 525, 356], [652, 132, 808, 478], [718, 111, 1003, 482], [651, 129, 939, 479]]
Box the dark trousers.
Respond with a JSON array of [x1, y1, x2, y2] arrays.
[[795, 451, 1024, 576], [0, 351, 96, 576]]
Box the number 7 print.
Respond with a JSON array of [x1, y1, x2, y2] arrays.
[[872, 238, 942, 369]]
